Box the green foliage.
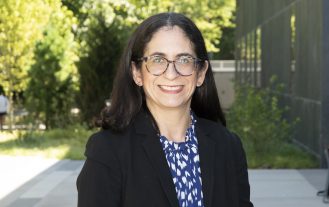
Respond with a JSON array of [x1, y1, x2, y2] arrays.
[[25, 3, 79, 129], [0, 0, 59, 129], [227, 77, 299, 155], [61, 0, 85, 19], [129, 0, 235, 52], [212, 11, 236, 59], [227, 77, 317, 168], [0, 0, 56, 93], [76, 0, 136, 124]]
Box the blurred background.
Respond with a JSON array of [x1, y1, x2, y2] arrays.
[[0, 0, 328, 173], [1, 0, 329, 206]]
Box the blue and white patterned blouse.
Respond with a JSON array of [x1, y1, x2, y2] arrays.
[[159, 112, 204, 207]]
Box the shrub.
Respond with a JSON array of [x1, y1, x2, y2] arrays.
[[227, 77, 299, 156]]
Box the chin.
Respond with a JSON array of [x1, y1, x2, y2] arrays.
[[158, 100, 189, 109]]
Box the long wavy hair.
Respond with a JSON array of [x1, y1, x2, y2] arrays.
[[97, 12, 226, 131]]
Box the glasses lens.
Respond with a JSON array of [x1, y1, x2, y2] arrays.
[[175, 56, 196, 76], [145, 55, 201, 76], [146, 56, 167, 75]]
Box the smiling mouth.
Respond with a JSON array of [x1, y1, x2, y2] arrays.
[[158, 85, 184, 93]]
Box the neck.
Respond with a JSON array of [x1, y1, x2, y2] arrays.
[[146, 103, 191, 143]]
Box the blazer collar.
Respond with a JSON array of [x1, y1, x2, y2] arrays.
[[133, 110, 216, 207]]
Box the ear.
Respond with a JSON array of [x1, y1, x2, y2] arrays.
[[132, 61, 143, 86], [196, 60, 209, 87]]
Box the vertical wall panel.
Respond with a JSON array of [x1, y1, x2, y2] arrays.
[[235, 0, 328, 164], [321, 0, 329, 166]]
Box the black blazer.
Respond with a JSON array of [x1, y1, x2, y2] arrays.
[[77, 111, 253, 207]]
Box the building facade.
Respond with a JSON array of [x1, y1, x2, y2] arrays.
[[235, 0, 329, 165]]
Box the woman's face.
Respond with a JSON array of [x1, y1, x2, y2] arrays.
[[132, 26, 208, 111]]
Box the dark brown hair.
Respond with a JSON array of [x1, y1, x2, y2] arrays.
[[97, 12, 226, 131]]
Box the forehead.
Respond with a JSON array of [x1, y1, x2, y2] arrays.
[[144, 26, 195, 56]]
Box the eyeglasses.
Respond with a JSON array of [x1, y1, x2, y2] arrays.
[[138, 55, 204, 76]]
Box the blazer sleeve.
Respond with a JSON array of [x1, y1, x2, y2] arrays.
[[77, 131, 122, 207], [231, 133, 254, 207]]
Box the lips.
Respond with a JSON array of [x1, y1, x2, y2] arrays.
[[158, 85, 184, 94]]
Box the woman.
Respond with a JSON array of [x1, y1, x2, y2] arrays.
[[77, 12, 253, 207]]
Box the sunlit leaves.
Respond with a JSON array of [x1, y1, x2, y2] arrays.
[[0, 0, 58, 93], [129, 0, 235, 52], [25, 1, 79, 129]]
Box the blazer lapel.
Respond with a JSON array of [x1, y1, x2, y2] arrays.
[[196, 121, 216, 207], [141, 135, 180, 207], [133, 111, 219, 207], [134, 111, 179, 207]]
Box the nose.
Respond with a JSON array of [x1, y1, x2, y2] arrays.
[[163, 62, 179, 80]]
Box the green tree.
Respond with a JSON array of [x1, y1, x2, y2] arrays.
[[25, 3, 79, 129], [129, 0, 235, 52], [76, 0, 136, 124], [213, 10, 236, 59], [0, 0, 57, 128], [61, 0, 85, 18]]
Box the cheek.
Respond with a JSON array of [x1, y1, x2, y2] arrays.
[[141, 73, 157, 93], [189, 76, 199, 88]]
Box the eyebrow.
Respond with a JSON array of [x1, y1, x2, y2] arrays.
[[148, 52, 195, 58]]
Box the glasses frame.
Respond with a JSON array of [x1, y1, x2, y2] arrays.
[[137, 55, 204, 76]]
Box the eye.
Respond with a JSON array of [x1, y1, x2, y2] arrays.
[[177, 56, 193, 64], [150, 56, 165, 64]]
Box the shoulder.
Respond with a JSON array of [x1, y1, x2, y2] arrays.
[[197, 118, 248, 172], [197, 117, 243, 149], [197, 117, 231, 138], [84, 128, 131, 166], [86, 130, 119, 151]]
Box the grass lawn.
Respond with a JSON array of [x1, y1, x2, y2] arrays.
[[0, 125, 96, 160], [245, 142, 319, 168], [0, 126, 319, 168]]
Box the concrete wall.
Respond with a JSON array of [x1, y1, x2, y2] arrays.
[[211, 60, 235, 110]]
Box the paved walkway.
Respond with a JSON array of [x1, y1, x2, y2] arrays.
[[0, 156, 328, 207]]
